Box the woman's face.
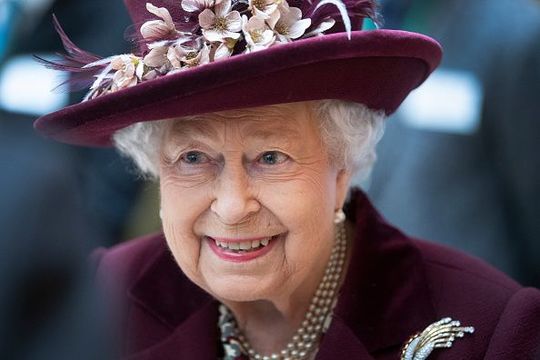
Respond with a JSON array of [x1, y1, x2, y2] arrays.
[[159, 101, 350, 303]]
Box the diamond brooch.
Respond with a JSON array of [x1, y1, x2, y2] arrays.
[[401, 317, 475, 360]]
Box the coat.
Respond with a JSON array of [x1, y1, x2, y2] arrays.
[[93, 189, 540, 359]]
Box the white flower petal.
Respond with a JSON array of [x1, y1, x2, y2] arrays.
[[143, 69, 160, 80], [266, 8, 281, 29], [304, 18, 336, 37], [167, 47, 182, 68], [183, 44, 211, 67], [125, 62, 135, 76], [288, 7, 303, 21], [246, 15, 267, 31], [146, 3, 175, 28], [140, 20, 172, 39], [89, 63, 113, 90], [318, 18, 336, 32], [147, 39, 170, 49], [214, 0, 232, 17], [181, 0, 202, 12], [113, 70, 138, 89], [287, 18, 311, 39], [111, 55, 127, 70], [213, 43, 232, 61], [143, 46, 169, 67], [277, 0, 290, 11], [222, 30, 241, 39], [252, 6, 270, 19], [225, 11, 242, 32], [135, 60, 145, 79], [198, 9, 217, 29], [199, 45, 211, 64], [275, 33, 289, 43], [260, 29, 276, 45], [202, 29, 225, 42]]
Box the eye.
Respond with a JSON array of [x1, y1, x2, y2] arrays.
[[258, 151, 289, 165], [180, 151, 211, 165]]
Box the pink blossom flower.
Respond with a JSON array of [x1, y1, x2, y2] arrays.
[[143, 36, 200, 71], [143, 45, 170, 70], [211, 38, 236, 61], [198, 0, 242, 42], [248, 0, 282, 28], [110, 55, 143, 90], [140, 3, 178, 40], [273, 5, 311, 42], [181, 43, 211, 67], [167, 46, 188, 69], [242, 15, 276, 53]]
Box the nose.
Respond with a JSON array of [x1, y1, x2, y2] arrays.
[[210, 163, 260, 225]]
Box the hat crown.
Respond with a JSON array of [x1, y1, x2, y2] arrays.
[[123, 0, 377, 53], [34, 0, 442, 147], [36, 0, 379, 101]]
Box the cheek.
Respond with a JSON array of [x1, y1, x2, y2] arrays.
[[258, 164, 337, 227], [159, 174, 212, 282], [257, 167, 337, 266]]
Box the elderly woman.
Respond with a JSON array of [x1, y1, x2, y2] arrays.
[[34, 0, 540, 359]]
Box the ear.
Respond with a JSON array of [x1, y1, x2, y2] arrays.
[[335, 169, 352, 210]]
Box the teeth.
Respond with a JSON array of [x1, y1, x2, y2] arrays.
[[213, 236, 274, 252], [239, 241, 251, 250]]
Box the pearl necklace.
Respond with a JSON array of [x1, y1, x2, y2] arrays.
[[219, 218, 348, 360]]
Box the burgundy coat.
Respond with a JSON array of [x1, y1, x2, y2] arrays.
[[93, 189, 540, 359]]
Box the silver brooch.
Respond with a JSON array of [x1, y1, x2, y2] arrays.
[[400, 317, 475, 360]]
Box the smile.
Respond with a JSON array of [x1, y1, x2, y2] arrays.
[[205, 234, 282, 262], [214, 237, 271, 252]]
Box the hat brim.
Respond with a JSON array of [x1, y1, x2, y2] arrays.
[[34, 30, 442, 147]]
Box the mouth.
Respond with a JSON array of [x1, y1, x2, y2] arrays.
[[205, 234, 282, 262]]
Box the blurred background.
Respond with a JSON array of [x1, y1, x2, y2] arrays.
[[1, 0, 142, 358], [0, 0, 539, 358]]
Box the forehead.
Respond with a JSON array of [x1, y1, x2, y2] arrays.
[[166, 102, 317, 141]]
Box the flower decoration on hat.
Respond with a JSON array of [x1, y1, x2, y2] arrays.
[[198, 0, 243, 42], [37, 0, 379, 101]]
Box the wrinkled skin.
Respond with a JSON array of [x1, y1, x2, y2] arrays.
[[159, 101, 351, 353]]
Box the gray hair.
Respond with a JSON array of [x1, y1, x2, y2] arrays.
[[112, 100, 385, 180]]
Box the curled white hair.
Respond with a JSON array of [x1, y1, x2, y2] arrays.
[[112, 100, 385, 180], [315, 100, 385, 180], [113, 120, 166, 178]]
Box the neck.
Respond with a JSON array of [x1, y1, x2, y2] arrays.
[[223, 252, 328, 353], [219, 221, 352, 357]]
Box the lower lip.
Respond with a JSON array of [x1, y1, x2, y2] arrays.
[[207, 235, 280, 263]]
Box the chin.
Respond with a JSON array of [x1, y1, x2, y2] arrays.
[[202, 271, 282, 303]]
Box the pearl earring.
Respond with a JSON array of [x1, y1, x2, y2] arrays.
[[159, 209, 163, 220], [334, 209, 346, 224]]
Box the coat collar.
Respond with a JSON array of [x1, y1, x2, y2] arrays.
[[335, 188, 437, 354], [126, 188, 436, 359], [125, 241, 220, 360]]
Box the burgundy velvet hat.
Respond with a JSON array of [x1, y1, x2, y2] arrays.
[[34, 0, 442, 147]]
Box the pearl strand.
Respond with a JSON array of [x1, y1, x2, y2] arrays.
[[220, 220, 348, 360]]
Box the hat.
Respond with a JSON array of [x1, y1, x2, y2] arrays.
[[33, 0, 442, 147]]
